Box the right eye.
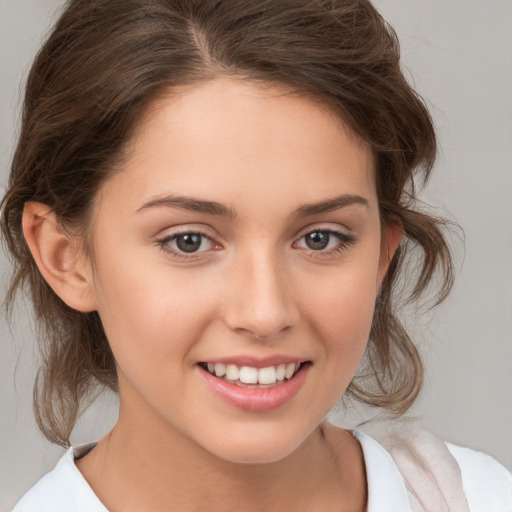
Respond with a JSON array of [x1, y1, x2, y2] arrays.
[[157, 231, 216, 258]]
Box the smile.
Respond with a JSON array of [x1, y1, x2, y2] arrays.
[[200, 362, 302, 387], [196, 360, 311, 412]]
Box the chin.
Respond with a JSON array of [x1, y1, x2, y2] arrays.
[[211, 442, 299, 465], [202, 423, 310, 465]]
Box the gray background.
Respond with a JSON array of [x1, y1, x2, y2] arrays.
[[1, 0, 511, 510]]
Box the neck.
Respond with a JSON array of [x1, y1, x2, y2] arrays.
[[76, 402, 366, 512]]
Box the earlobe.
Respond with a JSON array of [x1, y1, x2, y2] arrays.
[[22, 202, 97, 312]]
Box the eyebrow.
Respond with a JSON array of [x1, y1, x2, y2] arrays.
[[137, 194, 238, 219], [136, 193, 368, 219], [292, 194, 368, 217]]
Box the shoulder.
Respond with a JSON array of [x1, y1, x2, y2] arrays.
[[11, 443, 107, 512]]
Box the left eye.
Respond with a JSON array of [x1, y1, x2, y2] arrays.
[[295, 230, 351, 251], [162, 232, 214, 254]]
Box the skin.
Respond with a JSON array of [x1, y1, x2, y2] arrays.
[[23, 77, 401, 511]]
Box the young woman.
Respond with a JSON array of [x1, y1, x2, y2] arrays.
[[1, 1, 510, 511]]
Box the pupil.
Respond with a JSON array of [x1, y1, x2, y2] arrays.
[[176, 234, 202, 253], [306, 231, 329, 250]]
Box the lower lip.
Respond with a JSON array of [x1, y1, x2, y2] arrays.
[[197, 364, 309, 412]]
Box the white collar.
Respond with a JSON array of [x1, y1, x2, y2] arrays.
[[352, 430, 412, 512]]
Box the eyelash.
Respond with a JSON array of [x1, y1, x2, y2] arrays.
[[156, 230, 217, 261], [156, 228, 356, 261], [295, 229, 356, 258]]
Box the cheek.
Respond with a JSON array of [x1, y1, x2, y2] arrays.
[[299, 256, 380, 358], [314, 283, 376, 354], [91, 253, 220, 369]]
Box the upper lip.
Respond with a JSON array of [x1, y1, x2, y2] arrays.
[[198, 355, 309, 368]]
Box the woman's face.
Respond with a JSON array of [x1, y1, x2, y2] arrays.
[[86, 78, 394, 464]]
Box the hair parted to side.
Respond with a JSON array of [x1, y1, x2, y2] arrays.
[[1, 0, 454, 447]]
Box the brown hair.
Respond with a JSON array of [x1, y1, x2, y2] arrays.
[[1, 0, 453, 447]]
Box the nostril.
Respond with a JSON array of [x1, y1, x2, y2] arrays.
[[233, 324, 294, 342]]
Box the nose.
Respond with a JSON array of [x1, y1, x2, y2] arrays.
[[223, 248, 299, 341]]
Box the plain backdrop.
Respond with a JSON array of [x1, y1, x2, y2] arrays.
[[1, 0, 511, 510]]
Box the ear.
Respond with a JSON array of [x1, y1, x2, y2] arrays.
[[377, 220, 404, 287], [22, 202, 97, 312]]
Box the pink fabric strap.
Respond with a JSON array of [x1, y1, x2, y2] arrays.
[[384, 429, 471, 512]]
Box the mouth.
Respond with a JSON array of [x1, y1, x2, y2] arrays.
[[198, 361, 308, 388], [196, 360, 311, 412]]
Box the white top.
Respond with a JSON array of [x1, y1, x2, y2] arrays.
[[12, 430, 512, 512]]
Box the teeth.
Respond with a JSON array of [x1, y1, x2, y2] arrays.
[[239, 366, 258, 384], [285, 363, 296, 379], [258, 366, 277, 385], [205, 362, 302, 384], [214, 363, 226, 377], [225, 364, 239, 381]]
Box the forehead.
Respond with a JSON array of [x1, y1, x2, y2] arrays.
[[97, 78, 377, 220]]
